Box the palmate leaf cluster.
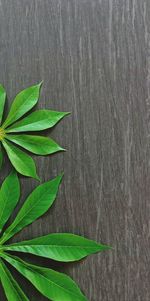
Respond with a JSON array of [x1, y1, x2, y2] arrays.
[[0, 83, 69, 179], [0, 172, 110, 300], [0, 83, 111, 301]]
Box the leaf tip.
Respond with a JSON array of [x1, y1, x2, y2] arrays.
[[59, 147, 67, 152], [97, 243, 113, 252], [59, 171, 64, 178], [56, 172, 64, 184], [38, 80, 44, 88], [64, 111, 71, 116]]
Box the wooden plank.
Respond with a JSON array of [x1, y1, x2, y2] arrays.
[[0, 0, 149, 300]]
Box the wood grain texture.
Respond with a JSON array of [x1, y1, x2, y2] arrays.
[[0, 0, 150, 300]]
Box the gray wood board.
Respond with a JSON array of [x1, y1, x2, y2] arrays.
[[0, 0, 149, 300]]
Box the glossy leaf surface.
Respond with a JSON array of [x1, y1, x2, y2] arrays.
[[6, 110, 70, 132], [0, 175, 62, 244], [3, 83, 42, 128], [0, 82, 69, 178], [0, 171, 20, 233], [3, 233, 111, 262], [0, 259, 29, 301], [2, 254, 88, 301], [6, 134, 64, 155], [2, 139, 39, 180]]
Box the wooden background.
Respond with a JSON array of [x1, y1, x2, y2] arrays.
[[0, 1, 149, 300]]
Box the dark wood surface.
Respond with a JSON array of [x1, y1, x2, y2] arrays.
[[0, 1, 149, 300]]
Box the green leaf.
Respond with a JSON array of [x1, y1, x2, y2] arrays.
[[2, 254, 88, 301], [2, 139, 39, 180], [6, 134, 65, 155], [3, 83, 42, 128], [3, 233, 111, 262], [0, 84, 6, 124], [0, 144, 3, 170], [0, 175, 62, 244], [6, 110, 70, 133], [0, 171, 20, 233], [0, 259, 29, 301]]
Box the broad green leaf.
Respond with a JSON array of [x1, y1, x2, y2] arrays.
[[0, 175, 62, 244], [2, 83, 42, 128], [0, 171, 20, 233], [6, 110, 70, 132], [2, 254, 88, 301], [0, 84, 6, 124], [2, 139, 39, 180], [3, 233, 111, 262], [0, 259, 29, 301], [6, 134, 65, 155], [0, 144, 3, 169]]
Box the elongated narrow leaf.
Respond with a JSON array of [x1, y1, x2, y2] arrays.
[[0, 171, 20, 232], [6, 110, 70, 132], [3, 83, 42, 128], [0, 259, 29, 301], [6, 134, 64, 155], [0, 84, 6, 124], [3, 233, 111, 262], [2, 139, 39, 180], [2, 254, 88, 301], [0, 144, 3, 169], [0, 175, 62, 244]]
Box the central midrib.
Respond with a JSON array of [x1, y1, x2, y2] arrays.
[[5, 244, 99, 249]]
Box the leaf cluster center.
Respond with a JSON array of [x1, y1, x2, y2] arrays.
[[0, 127, 5, 141]]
